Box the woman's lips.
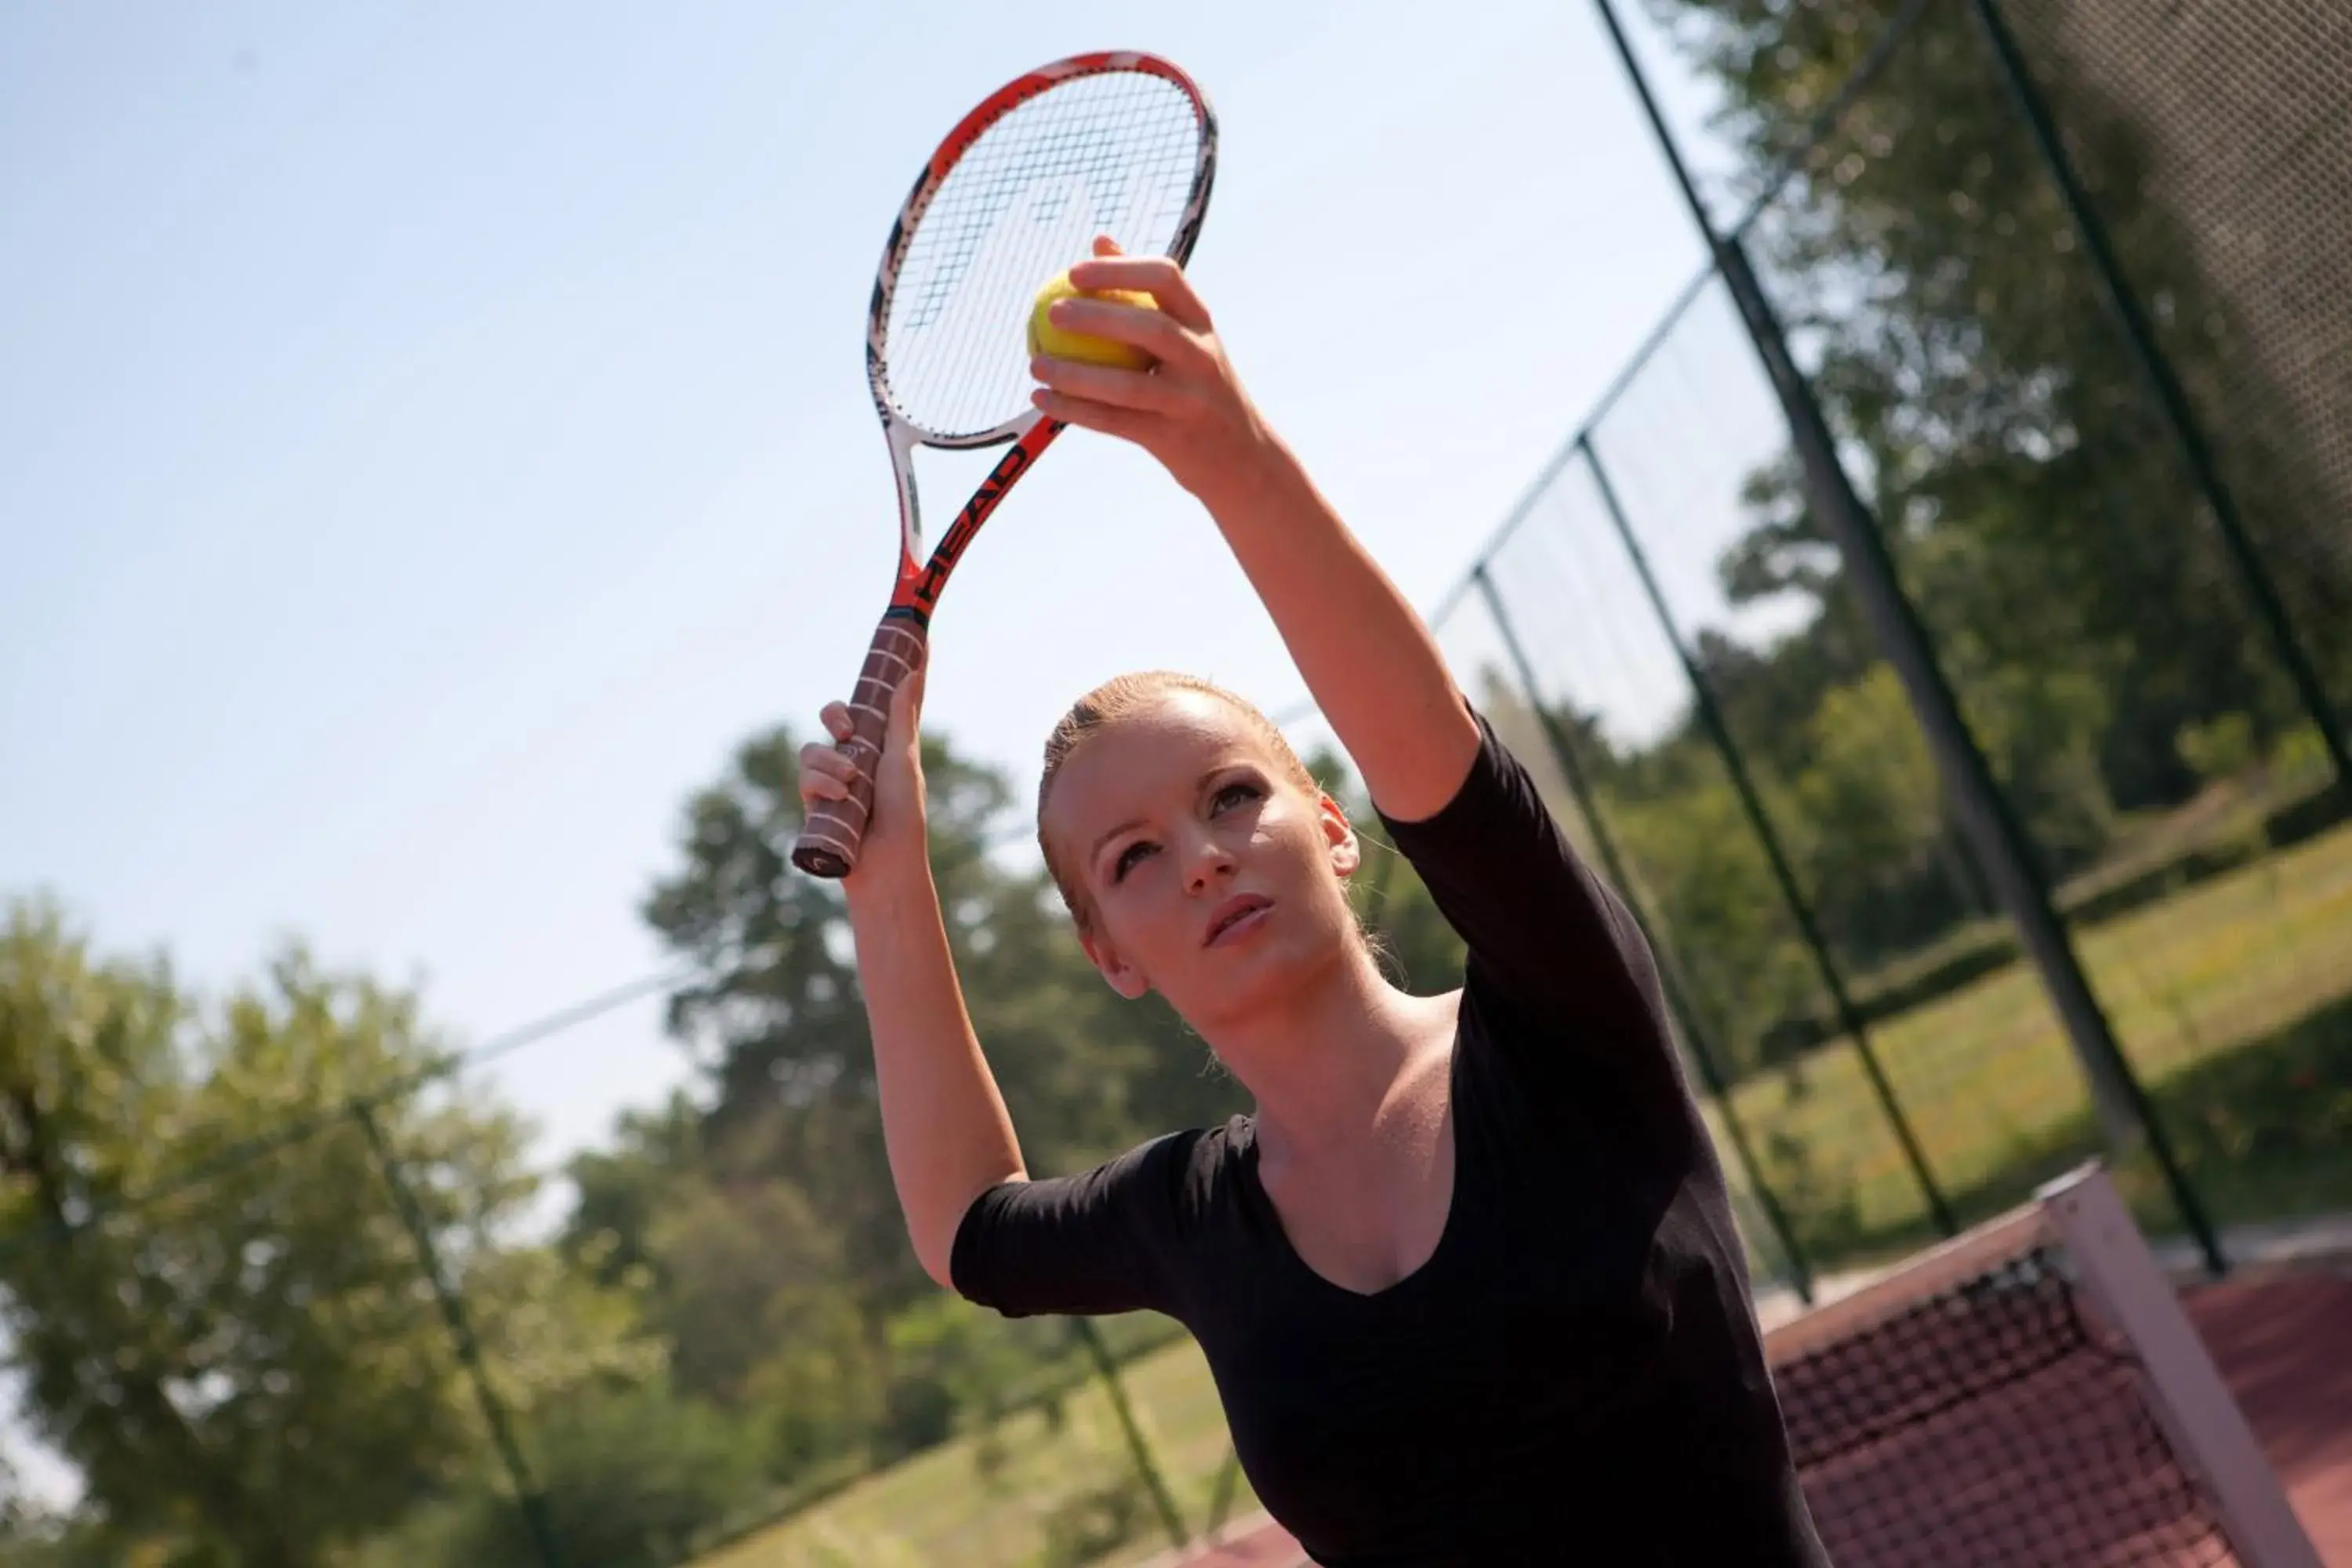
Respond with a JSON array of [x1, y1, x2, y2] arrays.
[[1203, 894, 1273, 947]]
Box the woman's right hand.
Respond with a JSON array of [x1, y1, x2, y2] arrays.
[[799, 664, 930, 886]]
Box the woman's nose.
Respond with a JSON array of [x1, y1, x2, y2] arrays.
[[1181, 832, 1237, 895]]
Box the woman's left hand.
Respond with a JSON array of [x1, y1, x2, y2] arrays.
[[1029, 235, 1277, 508]]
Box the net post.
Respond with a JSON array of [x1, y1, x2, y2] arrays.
[[2040, 1167, 2323, 1568], [1472, 565, 1817, 1303]]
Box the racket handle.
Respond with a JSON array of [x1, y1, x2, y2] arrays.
[[792, 617, 928, 880]]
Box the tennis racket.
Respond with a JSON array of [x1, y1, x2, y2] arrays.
[[790, 52, 1218, 880]]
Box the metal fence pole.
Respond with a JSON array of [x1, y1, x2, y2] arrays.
[[1588, 0, 2225, 1276], [1474, 566, 1818, 1301], [353, 1102, 564, 1567], [1578, 435, 1958, 1240], [1969, 0, 2352, 798], [1072, 1318, 1189, 1552]]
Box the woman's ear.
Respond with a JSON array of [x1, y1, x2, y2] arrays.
[[1078, 925, 1152, 1001], [1319, 790, 1363, 879]]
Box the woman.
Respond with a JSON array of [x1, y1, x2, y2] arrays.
[[797, 241, 1828, 1565]]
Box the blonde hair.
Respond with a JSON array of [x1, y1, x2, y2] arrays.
[[1036, 672, 1319, 931]]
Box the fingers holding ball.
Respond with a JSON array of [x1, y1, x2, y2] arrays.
[[1028, 272, 1160, 372]]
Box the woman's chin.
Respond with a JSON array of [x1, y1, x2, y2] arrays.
[[1174, 924, 1357, 1029]]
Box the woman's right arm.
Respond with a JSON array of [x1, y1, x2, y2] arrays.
[[800, 666, 1026, 1290]]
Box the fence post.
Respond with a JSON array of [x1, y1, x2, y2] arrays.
[[1587, 0, 2224, 1276], [1073, 1318, 1189, 1552], [352, 1100, 564, 1567], [1577, 436, 1957, 1240], [1968, 0, 2352, 799], [1473, 566, 1818, 1301]]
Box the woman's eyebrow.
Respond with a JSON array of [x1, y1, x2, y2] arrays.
[[1089, 817, 1147, 864]]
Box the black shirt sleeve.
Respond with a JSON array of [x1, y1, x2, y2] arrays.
[[948, 1128, 1201, 1320], [1377, 706, 1679, 1080]]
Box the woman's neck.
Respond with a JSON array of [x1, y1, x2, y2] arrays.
[[1204, 949, 1452, 1162]]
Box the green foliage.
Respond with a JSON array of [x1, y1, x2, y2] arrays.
[[0, 898, 652, 1568], [1035, 1471, 1149, 1568], [598, 719, 1254, 1530], [1651, 0, 2352, 821], [2177, 712, 2258, 787], [637, 722, 1216, 1351], [1793, 667, 1948, 946], [1421, 0, 2352, 1081], [1616, 773, 1819, 1061], [562, 1090, 702, 1292], [496, 1381, 766, 1568], [880, 1297, 1073, 1460], [0, 1467, 96, 1568], [742, 1286, 885, 1482], [561, 1112, 894, 1486], [1959, 660, 2119, 870], [644, 1178, 848, 1410], [371, 1379, 767, 1568], [2269, 721, 2332, 787], [0, 1510, 135, 1568]]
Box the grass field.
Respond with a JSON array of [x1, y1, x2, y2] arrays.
[[692, 1333, 1250, 1568], [695, 819, 2352, 1568], [1721, 814, 2352, 1266]]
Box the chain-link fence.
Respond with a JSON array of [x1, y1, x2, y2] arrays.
[[1414, 0, 2352, 1298], [2001, 0, 2352, 702], [6, 2, 2350, 1565]]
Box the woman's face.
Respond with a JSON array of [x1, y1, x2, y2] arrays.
[[1043, 691, 1362, 1028]]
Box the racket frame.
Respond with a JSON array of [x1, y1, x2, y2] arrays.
[[792, 51, 1217, 880]]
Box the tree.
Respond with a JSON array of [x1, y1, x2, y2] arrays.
[[641, 724, 1249, 1335], [0, 898, 649, 1566], [1647, 0, 2350, 822], [1615, 774, 1820, 1069], [631, 720, 1257, 1503], [640, 1177, 850, 1412], [1793, 666, 1951, 957], [641, 727, 942, 1326], [379, 1378, 767, 1568]]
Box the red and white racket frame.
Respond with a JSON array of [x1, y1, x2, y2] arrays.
[[793, 51, 1218, 879]]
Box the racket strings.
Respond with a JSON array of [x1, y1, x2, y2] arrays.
[[882, 69, 1205, 441], [918, 95, 1171, 410], [901, 76, 1197, 430]]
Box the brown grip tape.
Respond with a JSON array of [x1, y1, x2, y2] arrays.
[[790, 618, 928, 879]]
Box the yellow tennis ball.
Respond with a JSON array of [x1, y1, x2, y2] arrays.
[[1027, 273, 1159, 371]]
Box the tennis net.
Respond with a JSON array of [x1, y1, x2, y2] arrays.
[[1764, 1165, 2320, 1566]]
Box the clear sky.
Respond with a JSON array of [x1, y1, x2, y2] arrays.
[[2, 0, 1759, 1505]]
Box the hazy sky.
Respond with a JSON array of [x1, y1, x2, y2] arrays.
[[2, 0, 1773, 1504]]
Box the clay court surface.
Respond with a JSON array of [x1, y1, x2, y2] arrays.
[[1160, 1269, 2352, 1566]]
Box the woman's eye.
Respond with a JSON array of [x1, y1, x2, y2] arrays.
[[1211, 781, 1262, 813], [1112, 841, 1156, 881]]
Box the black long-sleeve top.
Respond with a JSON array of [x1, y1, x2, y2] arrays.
[[952, 712, 1828, 1565]]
